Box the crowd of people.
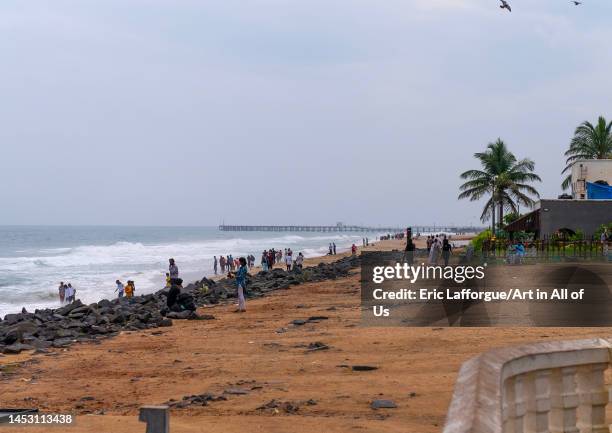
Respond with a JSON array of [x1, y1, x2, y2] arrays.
[[57, 282, 76, 304], [425, 234, 454, 265], [211, 248, 306, 275], [379, 232, 406, 241], [327, 243, 337, 255], [114, 279, 136, 299], [56, 237, 360, 313]]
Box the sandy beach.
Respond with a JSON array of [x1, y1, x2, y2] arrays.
[[1, 237, 610, 433]]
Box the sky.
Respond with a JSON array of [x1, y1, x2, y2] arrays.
[[1, 0, 611, 227]]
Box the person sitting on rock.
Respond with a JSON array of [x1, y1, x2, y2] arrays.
[[166, 278, 183, 312]]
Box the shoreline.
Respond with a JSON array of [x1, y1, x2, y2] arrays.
[[0, 231, 376, 318], [3, 233, 612, 433], [0, 232, 475, 319]]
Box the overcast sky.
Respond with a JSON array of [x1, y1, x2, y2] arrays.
[[1, 0, 611, 226]]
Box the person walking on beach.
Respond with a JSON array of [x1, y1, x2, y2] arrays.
[[428, 236, 441, 264], [426, 236, 433, 252], [328, 243, 333, 255], [351, 244, 357, 256], [295, 252, 304, 269], [404, 237, 416, 265], [58, 282, 66, 303], [115, 279, 125, 298], [169, 258, 179, 282], [213, 256, 218, 275], [333, 242, 337, 255], [219, 255, 226, 274], [442, 237, 453, 266], [230, 257, 248, 312], [165, 273, 171, 288], [261, 250, 269, 271], [285, 253, 292, 271]]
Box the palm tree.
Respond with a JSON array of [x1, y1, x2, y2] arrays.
[[458, 139, 542, 233], [562, 116, 612, 190]]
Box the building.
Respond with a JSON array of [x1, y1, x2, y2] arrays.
[[505, 159, 612, 238], [570, 159, 612, 199]]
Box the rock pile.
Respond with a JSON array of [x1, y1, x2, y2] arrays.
[[0, 255, 360, 355]]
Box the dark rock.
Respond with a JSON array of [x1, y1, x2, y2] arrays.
[[257, 399, 300, 414], [3, 343, 33, 354], [68, 306, 91, 317], [306, 342, 329, 352], [352, 365, 378, 371], [191, 314, 215, 320], [223, 388, 249, 395], [166, 311, 193, 320], [158, 318, 173, 327], [52, 337, 74, 348], [291, 319, 307, 326], [56, 300, 84, 316], [371, 399, 397, 409]]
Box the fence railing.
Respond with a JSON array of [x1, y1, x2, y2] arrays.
[[443, 339, 612, 433], [481, 239, 610, 262]]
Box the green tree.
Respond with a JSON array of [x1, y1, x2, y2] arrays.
[[459, 139, 541, 232], [503, 212, 520, 225], [562, 116, 612, 190]]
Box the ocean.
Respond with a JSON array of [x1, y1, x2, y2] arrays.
[[0, 226, 375, 317]]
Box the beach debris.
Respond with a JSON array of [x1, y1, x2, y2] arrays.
[[306, 342, 330, 352], [166, 393, 227, 408], [352, 365, 378, 371], [290, 316, 330, 327], [371, 399, 397, 409], [224, 388, 250, 395], [307, 316, 329, 322], [257, 398, 316, 414]]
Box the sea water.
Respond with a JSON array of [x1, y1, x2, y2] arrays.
[[0, 226, 376, 317]]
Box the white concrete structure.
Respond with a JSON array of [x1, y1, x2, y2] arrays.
[[443, 339, 612, 433], [571, 160, 612, 199]]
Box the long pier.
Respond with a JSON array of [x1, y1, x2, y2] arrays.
[[218, 224, 481, 233]]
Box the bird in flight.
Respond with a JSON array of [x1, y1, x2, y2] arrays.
[[500, 0, 511, 12], [570, 1, 582, 5]]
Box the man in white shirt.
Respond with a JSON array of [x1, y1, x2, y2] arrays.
[[65, 284, 75, 303], [115, 280, 124, 298]]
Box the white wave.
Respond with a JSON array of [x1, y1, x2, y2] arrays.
[[0, 231, 367, 316]]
